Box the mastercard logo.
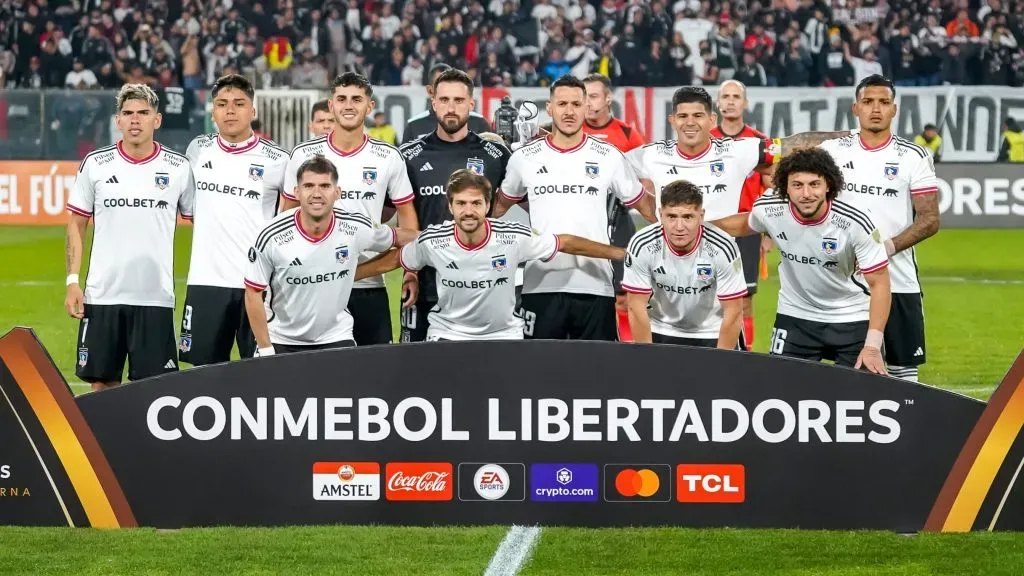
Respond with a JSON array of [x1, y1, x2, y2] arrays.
[[615, 468, 661, 497]]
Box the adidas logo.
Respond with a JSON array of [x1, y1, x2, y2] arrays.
[[420, 162, 433, 171], [164, 359, 177, 369], [537, 166, 549, 174], [776, 232, 788, 240], [666, 167, 679, 175], [654, 266, 666, 274], [106, 175, 119, 184], [290, 257, 302, 266], [914, 347, 924, 356], [202, 161, 213, 169], [843, 161, 854, 170], [446, 261, 459, 269]]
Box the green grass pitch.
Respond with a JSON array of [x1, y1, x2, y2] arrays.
[[1, 225, 1022, 574]]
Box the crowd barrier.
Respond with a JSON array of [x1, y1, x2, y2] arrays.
[[0, 328, 1022, 531], [0, 160, 1018, 227]]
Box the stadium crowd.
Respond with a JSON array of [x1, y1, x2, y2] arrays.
[[1, 0, 1023, 90]]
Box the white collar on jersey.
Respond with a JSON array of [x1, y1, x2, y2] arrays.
[[326, 132, 369, 157], [216, 131, 259, 154]]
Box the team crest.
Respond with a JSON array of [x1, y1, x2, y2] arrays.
[[884, 164, 899, 180], [696, 264, 713, 281], [491, 255, 507, 272], [710, 161, 725, 177], [249, 164, 265, 181], [178, 335, 192, 353], [362, 168, 377, 185], [467, 158, 485, 175], [585, 162, 600, 178], [154, 173, 169, 189], [822, 237, 840, 255], [335, 245, 349, 264], [78, 348, 88, 367]]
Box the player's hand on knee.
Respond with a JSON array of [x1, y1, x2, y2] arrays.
[[855, 345, 887, 375], [65, 284, 85, 319], [401, 272, 418, 309]]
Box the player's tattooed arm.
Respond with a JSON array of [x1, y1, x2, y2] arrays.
[[556, 234, 626, 261], [709, 213, 757, 238], [776, 130, 852, 158], [889, 193, 940, 254]]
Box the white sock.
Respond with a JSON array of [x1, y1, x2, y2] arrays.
[[888, 365, 919, 382]]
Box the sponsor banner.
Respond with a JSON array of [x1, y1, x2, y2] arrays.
[[935, 163, 1024, 228], [2, 327, 1024, 531], [366, 85, 1024, 162]]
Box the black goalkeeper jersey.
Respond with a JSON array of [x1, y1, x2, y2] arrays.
[[400, 131, 511, 303]]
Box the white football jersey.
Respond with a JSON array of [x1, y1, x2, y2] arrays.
[[285, 133, 414, 289], [244, 208, 397, 346], [400, 219, 558, 340], [622, 223, 747, 339], [67, 142, 194, 308], [499, 136, 644, 297], [627, 137, 773, 220], [185, 133, 288, 289], [749, 195, 889, 323], [818, 134, 938, 293]]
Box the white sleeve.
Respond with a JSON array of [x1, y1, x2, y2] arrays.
[[360, 223, 398, 253], [626, 147, 649, 180], [399, 237, 425, 271], [714, 238, 748, 301], [909, 154, 939, 197], [620, 231, 653, 295], [748, 204, 767, 234], [610, 151, 645, 208], [854, 219, 889, 275], [736, 138, 762, 176], [67, 158, 95, 217], [244, 242, 274, 291], [498, 152, 526, 203], [177, 165, 195, 220], [387, 154, 415, 205], [519, 232, 559, 262], [266, 156, 287, 197], [282, 149, 304, 201], [185, 137, 202, 165]]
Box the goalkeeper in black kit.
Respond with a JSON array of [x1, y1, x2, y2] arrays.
[[398, 67, 512, 342]]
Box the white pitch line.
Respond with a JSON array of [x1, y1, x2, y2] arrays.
[[919, 276, 1024, 286], [953, 386, 997, 396], [483, 525, 542, 576]]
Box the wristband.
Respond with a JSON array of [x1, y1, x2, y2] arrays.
[[864, 329, 884, 350], [257, 346, 276, 357], [66, 274, 80, 286]]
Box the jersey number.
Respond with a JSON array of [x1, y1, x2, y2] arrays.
[[769, 328, 788, 355], [80, 318, 89, 344], [520, 309, 537, 337], [401, 306, 417, 330], [182, 305, 193, 331]]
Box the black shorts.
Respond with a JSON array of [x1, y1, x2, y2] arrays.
[[769, 313, 868, 368], [736, 234, 761, 297], [179, 285, 255, 366], [274, 340, 356, 355], [400, 299, 433, 343], [608, 202, 637, 295], [520, 293, 617, 341], [349, 287, 392, 345], [75, 304, 177, 383], [652, 331, 746, 350], [884, 292, 926, 366]]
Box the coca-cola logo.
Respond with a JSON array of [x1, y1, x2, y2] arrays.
[[384, 463, 454, 501]]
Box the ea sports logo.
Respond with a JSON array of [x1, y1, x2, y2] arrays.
[[338, 464, 355, 482], [473, 464, 510, 500], [615, 468, 661, 497]]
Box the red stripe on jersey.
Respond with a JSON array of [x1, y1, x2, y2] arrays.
[[67, 204, 92, 217], [326, 133, 369, 157], [544, 135, 587, 154], [911, 186, 938, 196], [244, 278, 267, 290], [388, 226, 397, 249], [399, 247, 418, 272], [454, 219, 491, 251], [718, 289, 748, 301], [624, 188, 646, 207], [281, 188, 297, 200], [180, 213, 194, 220], [664, 226, 703, 257], [858, 134, 893, 151], [391, 193, 415, 205], [499, 189, 523, 203], [116, 141, 161, 164], [542, 235, 560, 262], [293, 210, 336, 244], [860, 260, 889, 274], [216, 133, 260, 154], [621, 283, 653, 294], [676, 141, 711, 160], [789, 202, 831, 226]]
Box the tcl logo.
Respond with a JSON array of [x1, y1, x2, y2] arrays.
[[676, 464, 745, 503], [385, 462, 453, 501]]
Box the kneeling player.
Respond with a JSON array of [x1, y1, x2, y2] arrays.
[[622, 181, 746, 349], [243, 156, 417, 355], [369, 169, 625, 341], [714, 148, 891, 374]]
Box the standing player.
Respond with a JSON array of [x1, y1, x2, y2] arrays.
[[492, 75, 657, 341], [64, 84, 194, 390], [244, 156, 417, 355], [284, 72, 419, 345], [402, 63, 492, 144], [710, 80, 773, 350], [179, 74, 289, 367], [399, 68, 512, 342], [816, 75, 940, 382], [309, 99, 335, 138], [714, 149, 891, 374], [622, 180, 747, 349], [581, 73, 647, 341], [361, 170, 626, 340]]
